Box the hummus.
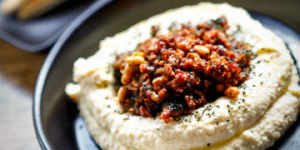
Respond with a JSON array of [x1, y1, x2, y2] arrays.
[[65, 3, 300, 150]]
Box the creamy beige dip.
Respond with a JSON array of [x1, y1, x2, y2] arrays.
[[65, 3, 300, 150]]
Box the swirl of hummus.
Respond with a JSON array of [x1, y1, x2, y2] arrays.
[[65, 3, 300, 150]]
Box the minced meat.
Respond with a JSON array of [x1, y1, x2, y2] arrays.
[[114, 16, 252, 123]]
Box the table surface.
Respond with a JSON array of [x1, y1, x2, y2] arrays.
[[0, 40, 45, 149]]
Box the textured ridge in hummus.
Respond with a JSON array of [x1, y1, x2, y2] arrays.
[[66, 3, 300, 150]]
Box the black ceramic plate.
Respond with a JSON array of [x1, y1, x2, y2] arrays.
[[0, 0, 111, 52], [33, 0, 300, 150]]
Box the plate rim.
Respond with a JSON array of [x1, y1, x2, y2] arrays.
[[33, 0, 113, 149]]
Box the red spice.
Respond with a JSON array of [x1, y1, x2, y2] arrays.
[[114, 16, 252, 122]]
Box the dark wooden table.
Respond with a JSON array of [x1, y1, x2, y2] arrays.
[[0, 40, 45, 149]]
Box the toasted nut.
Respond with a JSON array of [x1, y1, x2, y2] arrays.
[[194, 45, 210, 55], [121, 64, 133, 85], [225, 86, 239, 98], [118, 87, 127, 103], [126, 56, 145, 64], [151, 92, 161, 102], [152, 76, 168, 86], [132, 51, 145, 57]]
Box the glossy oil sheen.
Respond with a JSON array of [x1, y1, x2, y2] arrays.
[[34, 0, 300, 150]]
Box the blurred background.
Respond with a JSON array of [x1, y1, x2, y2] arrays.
[[0, 0, 299, 149]]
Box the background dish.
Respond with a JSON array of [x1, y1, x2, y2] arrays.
[[33, 0, 300, 150], [0, 0, 111, 52]]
